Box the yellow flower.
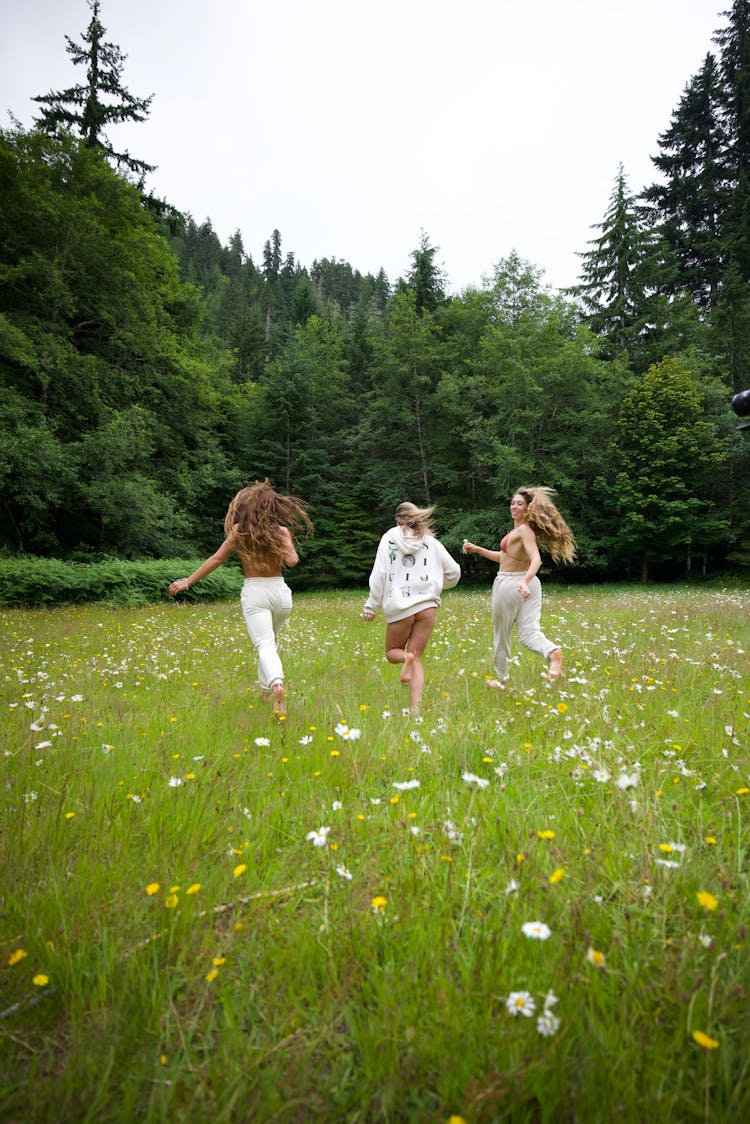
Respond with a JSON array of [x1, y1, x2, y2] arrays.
[[586, 947, 606, 968], [556, 702, 568, 713], [696, 890, 718, 911], [205, 968, 219, 982], [703, 836, 717, 845], [145, 882, 160, 896], [549, 867, 565, 884], [186, 883, 201, 895], [447, 1117, 468, 1124], [32, 974, 49, 987], [233, 864, 247, 878], [65, 812, 75, 820], [516, 852, 525, 863], [212, 956, 226, 966], [159, 1054, 167, 1066], [537, 829, 556, 840], [371, 895, 387, 913], [8, 948, 27, 966], [164, 893, 179, 909], [659, 843, 673, 853], [736, 787, 750, 795], [692, 1029, 719, 1049]]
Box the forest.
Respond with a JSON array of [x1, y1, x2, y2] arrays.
[[2, 0, 750, 586]]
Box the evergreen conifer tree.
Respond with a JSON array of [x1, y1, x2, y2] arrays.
[[33, 0, 154, 180]]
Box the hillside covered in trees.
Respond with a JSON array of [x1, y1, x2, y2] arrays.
[[2, 0, 750, 585]]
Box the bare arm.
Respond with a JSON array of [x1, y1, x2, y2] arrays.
[[462, 540, 502, 564], [169, 536, 235, 596], [516, 524, 542, 598], [278, 526, 299, 567]]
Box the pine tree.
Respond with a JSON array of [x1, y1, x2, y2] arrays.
[[572, 165, 661, 359], [33, 0, 153, 180], [644, 54, 728, 310]]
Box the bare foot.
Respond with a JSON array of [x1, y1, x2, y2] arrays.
[[548, 649, 562, 682], [400, 652, 415, 685], [272, 683, 287, 717], [486, 678, 508, 690]]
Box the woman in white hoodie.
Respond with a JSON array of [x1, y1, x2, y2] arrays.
[[363, 502, 461, 714]]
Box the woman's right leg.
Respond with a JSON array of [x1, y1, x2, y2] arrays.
[[491, 574, 520, 685]]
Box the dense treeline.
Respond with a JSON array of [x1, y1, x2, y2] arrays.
[[2, 1, 750, 585]]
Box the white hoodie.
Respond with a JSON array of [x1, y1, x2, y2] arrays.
[[364, 526, 461, 623]]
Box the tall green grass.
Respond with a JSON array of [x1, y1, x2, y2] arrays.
[[1, 587, 749, 1122]]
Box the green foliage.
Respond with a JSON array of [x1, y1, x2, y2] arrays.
[[0, 556, 243, 607], [605, 357, 730, 581]]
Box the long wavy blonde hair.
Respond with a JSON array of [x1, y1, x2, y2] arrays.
[[224, 480, 313, 573], [516, 486, 576, 565], [395, 502, 436, 539]]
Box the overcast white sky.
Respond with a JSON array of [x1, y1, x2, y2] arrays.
[[1, 0, 724, 293]]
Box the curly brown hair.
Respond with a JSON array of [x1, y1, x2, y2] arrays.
[[224, 480, 313, 573], [516, 486, 576, 565]]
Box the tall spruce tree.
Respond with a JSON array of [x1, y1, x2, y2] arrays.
[[644, 54, 728, 310], [572, 165, 661, 362], [33, 0, 153, 180]]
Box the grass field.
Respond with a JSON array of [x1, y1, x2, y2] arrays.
[[1, 585, 749, 1123]]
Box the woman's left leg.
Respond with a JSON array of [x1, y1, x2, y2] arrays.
[[516, 576, 560, 677]]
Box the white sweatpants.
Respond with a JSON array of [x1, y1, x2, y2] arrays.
[[491, 572, 557, 681], [239, 577, 293, 691]]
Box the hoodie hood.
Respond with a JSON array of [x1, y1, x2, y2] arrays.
[[391, 527, 425, 555]]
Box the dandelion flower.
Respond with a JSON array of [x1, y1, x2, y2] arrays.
[[549, 867, 565, 885], [506, 990, 536, 1017], [32, 974, 49, 987], [692, 1029, 719, 1049], [145, 882, 160, 895], [522, 921, 551, 940], [536, 829, 555, 840], [206, 968, 219, 982], [186, 883, 201, 895], [371, 895, 387, 913], [233, 863, 247, 878], [8, 949, 26, 966], [696, 891, 718, 911], [586, 947, 606, 968]]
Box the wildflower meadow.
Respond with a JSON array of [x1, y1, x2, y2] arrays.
[[1, 586, 749, 1123]]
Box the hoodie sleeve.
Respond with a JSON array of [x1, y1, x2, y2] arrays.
[[364, 534, 389, 615], [436, 540, 461, 589]]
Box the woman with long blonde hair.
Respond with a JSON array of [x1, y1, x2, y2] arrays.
[[462, 487, 575, 688], [364, 501, 461, 715], [169, 480, 313, 715]]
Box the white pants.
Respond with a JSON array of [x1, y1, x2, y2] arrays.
[[240, 577, 293, 691], [491, 572, 557, 681]]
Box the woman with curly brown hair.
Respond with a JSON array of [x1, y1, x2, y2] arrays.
[[169, 480, 313, 715], [462, 487, 575, 688]]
